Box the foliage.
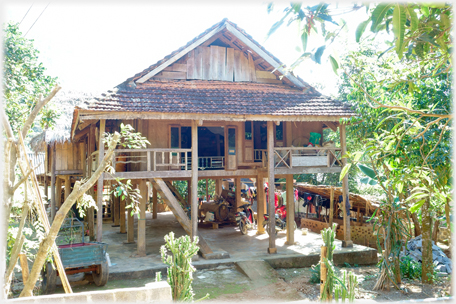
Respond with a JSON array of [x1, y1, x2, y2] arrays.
[[105, 123, 150, 216], [399, 256, 422, 280], [319, 224, 358, 302], [3, 22, 59, 134], [160, 232, 208, 302], [310, 262, 321, 284]]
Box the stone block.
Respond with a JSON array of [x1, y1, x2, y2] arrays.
[[435, 264, 447, 273]]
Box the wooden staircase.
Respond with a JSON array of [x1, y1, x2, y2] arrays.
[[150, 178, 213, 255], [165, 181, 189, 208]]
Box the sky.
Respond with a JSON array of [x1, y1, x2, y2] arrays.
[[2, 0, 369, 97]]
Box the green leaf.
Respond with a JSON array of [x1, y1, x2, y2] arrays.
[[392, 4, 407, 58], [357, 164, 376, 179], [371, 3, 392, 32], [409, 200, 425, 213], [301, 31, 308, 53], [291, 3, 301, 13], [421, 5, 430, 17], [329, 55, 339, 75], [339, 163, 352, 181], [406, 5, 418, 33], [356, 19, 370, 42], [313, 45, 326, 64]]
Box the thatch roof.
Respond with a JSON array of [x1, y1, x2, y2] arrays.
[[295, 183, 380, 216], [30, 90, 95, 152]]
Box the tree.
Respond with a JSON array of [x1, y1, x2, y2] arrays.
[[267, 2, 452, 286]]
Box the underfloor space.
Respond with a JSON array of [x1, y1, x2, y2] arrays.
[[102, 211, 378, 279]]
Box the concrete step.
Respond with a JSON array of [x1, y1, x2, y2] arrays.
[[235, 260, 280, 286]]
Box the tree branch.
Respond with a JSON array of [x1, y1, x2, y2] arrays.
[[20, 84, 61, 139], [19, 133, 120, 298], [9, 166, 34, 196]]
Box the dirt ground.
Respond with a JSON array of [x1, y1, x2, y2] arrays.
[[195, 265, 453, 302], [10, 264, 452, 302]]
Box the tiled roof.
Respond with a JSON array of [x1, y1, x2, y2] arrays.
[[80, 80, 355, 117]]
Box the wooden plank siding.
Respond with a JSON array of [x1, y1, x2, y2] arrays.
[[163, 45, 281, 83]]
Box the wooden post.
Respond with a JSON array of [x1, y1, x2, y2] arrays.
[[329, 187, 334, 227], [88, 124, 95, 241], [267, 121, 277, 254], [56, 177, 62, 209], [320, 246, 329, 300], [64, 176, 71, 201], [137, 181, 147, 257], [286, 174, 295, 245], [215, 179, 222, 196], [256, 173, 265, 234], [112, 190, 120, 227], [152, 185, 158, 219], [235, 178, 241, 210], [340, 124, 353, 247], [97, 119, 106, 242], [126, 197, 135, 243], [43, 176, 48, 201], [206, 179, 209, 202], [50, 143, 56, 222], [119, 196, 127, 233], [19, 253, 29, 284], [191, 120, 198, 241]]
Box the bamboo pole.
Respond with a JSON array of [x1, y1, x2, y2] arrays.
[[320, 245, 328, 299], [329, 187, 334, 227], [19, 253, 29, 284], [17, 133, 73, 294]]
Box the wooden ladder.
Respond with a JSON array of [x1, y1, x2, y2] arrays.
[[150, 178, 213, 255]]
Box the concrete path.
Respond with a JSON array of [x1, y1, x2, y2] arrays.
[[100, 211, 377, 280]]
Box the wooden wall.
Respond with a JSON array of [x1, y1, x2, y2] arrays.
[[152, 46, 282, 84], [290, 121, 323, 147], [48, 141, 84, 172]]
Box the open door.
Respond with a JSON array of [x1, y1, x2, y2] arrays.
[[275, 122, 284, 147], [225, 126, 237, 171], [243, 121, 254, 162]]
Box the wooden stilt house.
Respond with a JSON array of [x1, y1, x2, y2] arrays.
[[68, 19, 356, 256]]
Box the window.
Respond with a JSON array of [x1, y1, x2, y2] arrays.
[[245, 121, 252, 140], [276, 123, 283, 141]]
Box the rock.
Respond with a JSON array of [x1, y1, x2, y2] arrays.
[[432, 244, 440, 250], [446, 264, 452, 274], [416, 240, 423, 248], [434, 260, 440, 266], [436, 272, 448, 277], [435, 264, 447, 273]]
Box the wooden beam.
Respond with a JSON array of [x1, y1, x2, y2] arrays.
[[119, 196, 126, 233], [275, 167, 341, 176], [329, 186, 334, 227], [256, 173, 265, 234], [103, 170, 192, 180], [152, 185, 158, 219], [267, 121, 277, 254], [79, 112, 350, 123], [136, 23, 227, 83], [225, 23, 305, 88], [54, 170, 83, 175], [88, 124, 95, 241], [191, 120, 198, 241], [96, 119, 106, 242], [77, 119, 96, 131], [125, 198, 135, 244], [50, 143, 56, 222], [56, 177, 62, 210], [64, 176, 71, 202], [285, 174, 295, 245], [340, 124, 353, 248], [137, 180, 147, 257], [325, 121, 338, 132], [235, 178, 241, 210], [73, 127, 90, 141]]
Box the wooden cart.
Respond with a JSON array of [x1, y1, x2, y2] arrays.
[[41, 218, 109, 294]]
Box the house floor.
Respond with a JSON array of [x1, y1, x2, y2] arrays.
[[100, 211, 378, 280]]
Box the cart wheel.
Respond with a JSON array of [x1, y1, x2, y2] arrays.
[[40, 262, 56, 295], [239, 220, 248, 235], [218, 205, 229, 221], [92, 260, 109, 286]]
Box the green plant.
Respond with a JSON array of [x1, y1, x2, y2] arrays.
[[160, 232, 209, 302], [399, 256, 422, 279], [334, 270, 358, 302], [310, 263, 321, 284]]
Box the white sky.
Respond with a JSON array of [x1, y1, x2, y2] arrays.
[[3, 1, 369, 97]]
